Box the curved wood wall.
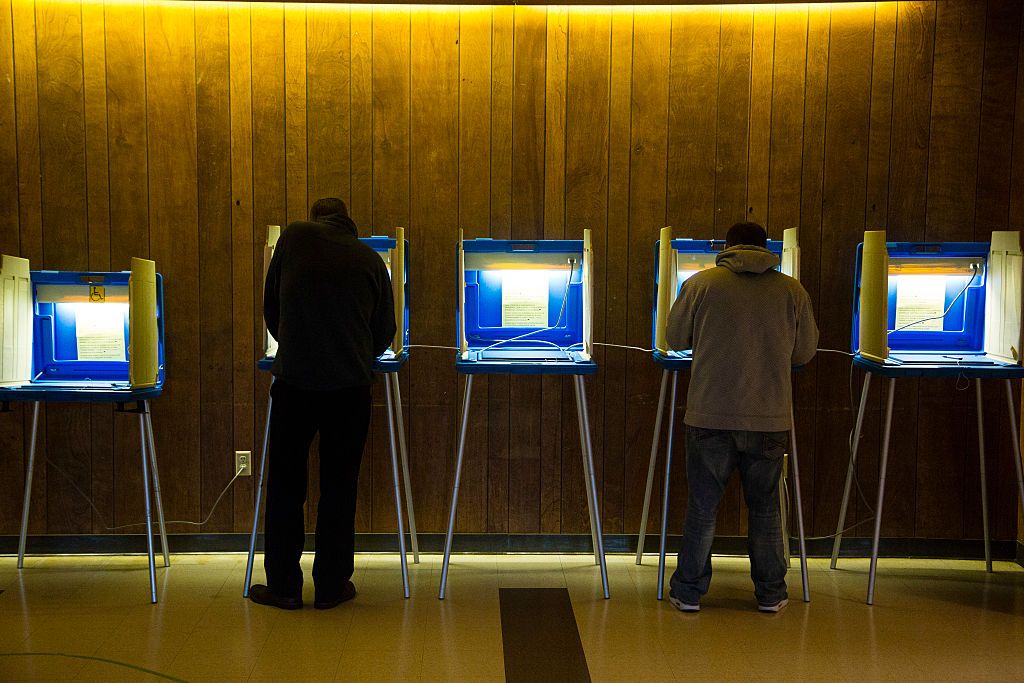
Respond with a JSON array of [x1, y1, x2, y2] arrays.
[[1, 0, 1023, 542]]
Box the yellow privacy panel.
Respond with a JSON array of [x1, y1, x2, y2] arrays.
[[393, 227, 405, 354], [0, 255, 33, 386], [859, 231, 889, 362], [655, 227, 673, 353], [129, 257, 160, 388]]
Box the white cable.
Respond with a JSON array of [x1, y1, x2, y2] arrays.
[[45, 456, 245, 530], [888, 264, 979, 335], [405, 344, 460, 351], [477, 260, 576, 353], [593, 342, 655, 353]]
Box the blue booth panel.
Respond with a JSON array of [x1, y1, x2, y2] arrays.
[[0, 269, 165, 401], [850, 241, 1006, 369], [458, 238, 595, 375]]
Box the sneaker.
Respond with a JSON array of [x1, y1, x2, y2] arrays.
[[668, 595, 700, 613], [758, 598, 789, 613]]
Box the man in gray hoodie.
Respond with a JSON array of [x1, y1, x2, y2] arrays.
[[665, 222, 818, 613]]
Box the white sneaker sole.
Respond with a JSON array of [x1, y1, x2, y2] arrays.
[[668, 596, 700, 613], [758, 598, 789, 613]]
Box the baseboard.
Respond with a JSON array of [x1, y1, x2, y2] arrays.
[[0, 533, 1019, 560]]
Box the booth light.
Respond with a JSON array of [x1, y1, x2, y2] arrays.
[[888, 259, 984, 276]]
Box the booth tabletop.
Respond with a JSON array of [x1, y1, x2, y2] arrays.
[[0, 384, 163, 403], [853, 354, 1024, 379]]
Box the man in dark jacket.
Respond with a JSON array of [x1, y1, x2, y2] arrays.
[[249, 197, 396, 611], [665, 222, 818, 614]]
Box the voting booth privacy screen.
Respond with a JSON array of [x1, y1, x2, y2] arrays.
[[261, 227, 410, 363], [853, 231, 1023, 366], [0, 256, 164, 392], [457, 233, 594, 369], [652, 228, 799, 354]]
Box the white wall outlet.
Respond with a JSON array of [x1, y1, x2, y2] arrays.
[[235, 451, 252, 476]]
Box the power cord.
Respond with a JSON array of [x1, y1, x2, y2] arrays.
[[44, 455, 246, 530]]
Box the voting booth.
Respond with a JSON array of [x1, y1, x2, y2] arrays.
[[632, 228, 810, 603], [832, 231, 1024, 604], [440, 231, 608, 599], [0, 255, 168, 603], [243, 227, 419, 599]]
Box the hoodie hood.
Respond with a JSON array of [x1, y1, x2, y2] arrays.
[[715, 245, 779, 274], [318, 212, 359, 237]]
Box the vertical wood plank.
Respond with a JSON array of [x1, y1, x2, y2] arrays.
[[769, 3, 812, 539], [488, 5, 512, 533], [563, 7, 609, 533], [714, 7, 753, 238], [82, 0, 113, 533], [306, 5, 350, 204], [373, 5, 410, 531], [625, 7, 671, 539], [0, 0, 24, 534], [248, 3, 286, 534], [917, 0, 986, 539], [350, 7, 372, 227], [105, 0, 147, 530], [228, 3, 254, 536], [666, 8, 719, 235], [540, 5, 567, 534], [36, 0, 91, 534], [600, 5, 628, 535], [195, 2, 234, 533], [284, 4, 307, 224], [410, 6, 459, 535], [508, 6, 546, 534], [457, 6, 491, 533], [146, 0, 201, 529], [746, 6, 775, 225]]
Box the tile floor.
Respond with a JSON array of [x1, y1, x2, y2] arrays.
[[1, 553, 1023, 681]]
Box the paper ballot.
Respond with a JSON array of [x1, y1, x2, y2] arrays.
[[76, 304, 127, 361], [502, 272, 549, 328], [894, 276, 946, 332]]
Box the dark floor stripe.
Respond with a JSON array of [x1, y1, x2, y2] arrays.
[[499, 588, 590, 683]]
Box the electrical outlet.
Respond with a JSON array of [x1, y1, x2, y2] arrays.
[[235, 451, 252, 476]]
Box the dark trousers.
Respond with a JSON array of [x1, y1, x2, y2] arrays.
[[670, 426, 788, 605], [263, 379, 371, 600]]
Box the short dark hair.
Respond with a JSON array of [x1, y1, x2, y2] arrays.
[[309, 197, 349, 221], [725, 222, 768, 248]]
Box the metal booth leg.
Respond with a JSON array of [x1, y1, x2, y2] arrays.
[[636, 370, 670, 565], [1004, 380, 1024, 534], [831, 372, 873, 569], [17, 402, 41, 569], [656, 373, 679, 601], [867, 378, 896, 605], [244, 386, 273, 598], [574, 376, 600, 566], [439, 375, 474, 600], [790, 407, 810, 603], [143, 403, 170, 568], [139, 411, 158, 604], [391, 375, 419, 563], [974, 380, 992, 573], [575, 375, 610, 599], [384, 374, 410, 599]]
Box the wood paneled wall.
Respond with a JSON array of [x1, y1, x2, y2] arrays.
[[2, 0, 1024, 543]]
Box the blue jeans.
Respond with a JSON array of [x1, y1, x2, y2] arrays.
[[669, 426, 788, 605]]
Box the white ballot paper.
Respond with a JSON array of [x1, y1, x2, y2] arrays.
[[502, 272, 549, 328], [76, 304, 127, 361], [894, 275, 946, 332]]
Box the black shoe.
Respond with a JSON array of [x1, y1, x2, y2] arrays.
[[249, 584, 303, 610], [314, 580, 357, 610]]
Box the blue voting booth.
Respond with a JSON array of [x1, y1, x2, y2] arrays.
[[632, 228, 810, 603], [243, 227, 419, 599], [0, 255, 168, 603], [832, 231, 1024, 604], [440, 232, 609, 599]]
